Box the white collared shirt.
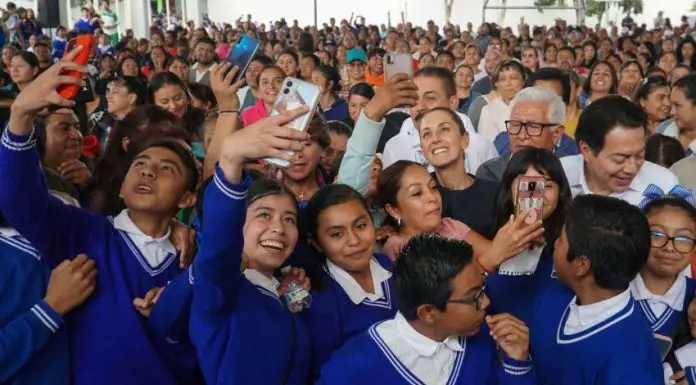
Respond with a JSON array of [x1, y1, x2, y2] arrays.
[[630, 273, 687, 319], [564, 289, 631, 335], [664, 342, 696, 383], [191, 62, 211, 83], [243, 269, 280, 297], [382, 111, 498, 174], [112, 210, 177, 268], [376, 312, 464, 385], [561, 155, 680, 207], [326, 258, 391, 304], [477, 97, 512, 141]]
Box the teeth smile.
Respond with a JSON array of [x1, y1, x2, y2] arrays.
[[433, 148, 448, 155], [260, 240, 285, 250]]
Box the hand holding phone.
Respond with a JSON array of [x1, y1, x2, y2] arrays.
[[515, 176, 545, 225], [58, 35, 94, 100], [264, 77, 321, 168]]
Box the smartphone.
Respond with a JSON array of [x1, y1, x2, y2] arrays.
[[515, 176, 545, 225], [384, 53, 413, 81], [264, 77, 321, 168], [225, 34, 260, 83], [654, 333, 673, 361], [58, 35, 94, 100]]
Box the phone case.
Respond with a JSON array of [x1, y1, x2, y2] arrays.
[[384, 53, 413, 81], [264, 77, 321, 168], [58, 35, 94, 100], [226, 34, 260, 83], [515, 176, 545, 225], [653, 333, 673, 361]]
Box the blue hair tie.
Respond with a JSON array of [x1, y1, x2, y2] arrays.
[[638, 184, 696, 209]]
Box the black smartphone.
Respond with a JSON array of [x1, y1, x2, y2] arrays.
[[226, 34, 261, 83]]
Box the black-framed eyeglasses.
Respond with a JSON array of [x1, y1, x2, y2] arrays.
[[650, 231, 696, 253], [442, 281, 487, 311], [505, 120, 559, 137]]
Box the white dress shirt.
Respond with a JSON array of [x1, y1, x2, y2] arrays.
[[382, 111, 498, 174], [561, 155, 680, 207], [477, 97, 511, 141], [112, 210, 177, 274], [563, 289, 632, 337], [630, 273, 687, 330], [326, 258, 392, 305], [376, 312, 465, 385]]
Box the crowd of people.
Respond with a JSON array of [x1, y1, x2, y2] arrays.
[[3, 1, 696, 384]]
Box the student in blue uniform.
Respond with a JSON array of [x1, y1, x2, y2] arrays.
[[189, 107, 312, 385], [530, 194, 664, 384], [301, 184, 398, 380], [0, 210, 96, 385], [663, 295, 696, 385], [318, 235, 536, 385], [486, 147, 572, 325], [0, 50, 200, 385], [631, 195, 696, 348]]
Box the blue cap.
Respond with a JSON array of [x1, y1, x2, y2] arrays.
[[346, 48, 367, 64]]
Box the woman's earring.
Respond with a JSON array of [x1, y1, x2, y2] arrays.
[[396, 217, 401, 226]]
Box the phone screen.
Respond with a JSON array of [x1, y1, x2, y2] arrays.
[[516, 176, 545, 224], [226, 35, 260, 82]]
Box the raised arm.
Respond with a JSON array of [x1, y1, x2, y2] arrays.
[[203, 63, 243, 180], [192, 107, 310, 322], [337, 74, 418, 195], [0, 46, 101, 265]]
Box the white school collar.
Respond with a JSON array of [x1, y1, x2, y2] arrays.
[[0, 226, 21, 238], [630, 272, 687, 312], [112, 210, 177, 255], [326, 257, 391, 305], [394, 312, 463, 356], [563, 289, 632, 337], [243, 269, 280, 297]]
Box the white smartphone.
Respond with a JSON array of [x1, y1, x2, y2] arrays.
[[263, 77, 321, 168], [384, 53, 414, 81]]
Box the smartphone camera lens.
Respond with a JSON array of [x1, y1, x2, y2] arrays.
[[529, 182, 536, 190], [283, 88, 290, 94], [286, 81, 293, 87]]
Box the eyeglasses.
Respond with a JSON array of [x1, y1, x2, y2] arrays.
[[505, 120, 559, 137], [442, 281, 487, 311], [650, 231, 696, 253]]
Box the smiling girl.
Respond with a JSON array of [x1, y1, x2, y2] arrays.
[[631, 196, 696, 343]]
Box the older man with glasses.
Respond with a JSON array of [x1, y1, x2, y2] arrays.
[[476, 87, 565, 184]]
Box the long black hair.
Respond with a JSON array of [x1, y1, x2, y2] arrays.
[[492, 147, 571, 246], [303, 184, 372, 290]]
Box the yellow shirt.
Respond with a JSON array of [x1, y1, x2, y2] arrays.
[[564, 110, 582, 139]]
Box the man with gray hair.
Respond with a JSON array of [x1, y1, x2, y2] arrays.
[[476, 87, 565, 183]]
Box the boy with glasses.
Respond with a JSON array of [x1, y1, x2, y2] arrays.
[[318, 235, 535, 384]]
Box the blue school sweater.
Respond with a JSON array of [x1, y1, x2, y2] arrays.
[[148, 265, 202, 384], [189, 168, 310, 385], [486, 252, 558, 325], [51, 37, 66, 61], [0, 129, 188, 385], [529, 284, 664, 384], [0, 231, 69, 385], [634, 276, 696, 337], [300, 254, 397, 379], [317, 321, 536, 385], [74, 18, 97, 35]]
